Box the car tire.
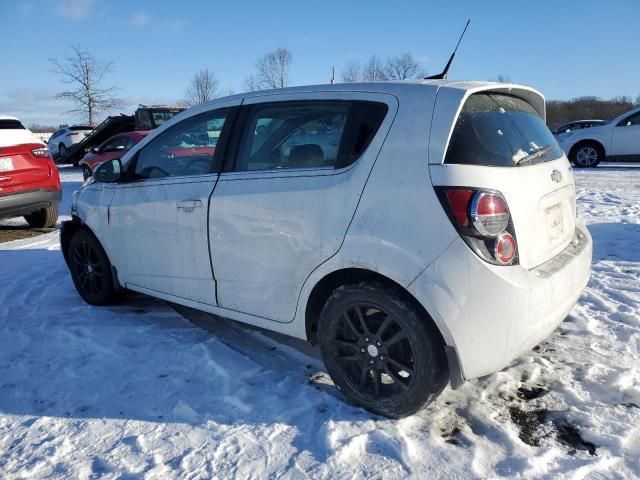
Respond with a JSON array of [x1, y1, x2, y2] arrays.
[[318, 281, 448, 418], [68, 229, 120, 306], [58, 143, 67, 161], [571, 142, 603, 168], [24, 204, 58, 228], [82, 165, 92, 180]]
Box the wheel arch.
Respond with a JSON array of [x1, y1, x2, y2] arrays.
[[569, 138, 606, 160], [305, 268, 443, 345], [61, 217, 123, 292], [304, 267, 464, 387]]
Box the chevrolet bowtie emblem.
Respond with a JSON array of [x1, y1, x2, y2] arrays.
[[551, 170, 562, 183]]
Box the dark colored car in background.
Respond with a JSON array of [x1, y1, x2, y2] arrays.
[[79, 131, 150, 180], [0, 116, 61, 228]]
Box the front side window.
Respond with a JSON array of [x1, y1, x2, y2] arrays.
[[618, 112, 640, 126], [445, 93, 563, 167], [134, 109, 227, 179]]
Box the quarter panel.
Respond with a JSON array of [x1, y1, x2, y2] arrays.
[[337, 86, 457, 285]]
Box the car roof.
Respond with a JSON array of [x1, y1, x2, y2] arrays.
[[244, 79, 537, 100], [186, 79, 544, 117], [0, 114, 21, 121]]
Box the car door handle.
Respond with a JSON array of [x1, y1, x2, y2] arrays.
[[176, 200, 202, 209]]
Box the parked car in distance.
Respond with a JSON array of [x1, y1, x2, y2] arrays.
[[558, 107, 640, 167], [49, 125, 93, 161], [61, 81, 592, 418], [0, 115, 61, 228], [552, 119, 607, 139], [79, 131, 150, 180]]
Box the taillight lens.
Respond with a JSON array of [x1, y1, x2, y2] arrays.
[[31, 147, 52, 159], [471, 192, 509, 237], [495, 232, 516, 264], [436, 187, 518, 266]]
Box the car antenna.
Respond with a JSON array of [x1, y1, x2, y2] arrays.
[[424, 19, 470, 80]]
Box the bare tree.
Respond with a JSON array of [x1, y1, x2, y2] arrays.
[[341, 61, 363, 83], [50, 45, 122, 126], [255, 47, 292, 89], [183, 69, 220, 106], [385, 53, 425, 80], [242, 74, 262, 92], [362, 55, 388, 82]]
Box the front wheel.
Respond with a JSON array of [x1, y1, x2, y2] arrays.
[[318, 282, 448, 418], [68, 229, 120, 305]]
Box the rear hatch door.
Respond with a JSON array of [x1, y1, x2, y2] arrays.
[[429, 89, 576, 269]]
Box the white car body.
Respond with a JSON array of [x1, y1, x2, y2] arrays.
[[559, 107, 640, 164], [48, 126, 93, 158], [68, 80, 592, 384], [0, 115, 44, 147], [552, 119, 607, 142]]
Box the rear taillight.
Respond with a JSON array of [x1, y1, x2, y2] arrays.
[[471, 192, 509, 237], [31, 147, 52, 159], [66, 132, 81, 137], [495, 232, 516, 264], [436, 187, 518, 266]]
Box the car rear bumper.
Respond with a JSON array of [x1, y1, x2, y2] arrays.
[[0, 188, 62, 220], [409, 219, 592, 380]]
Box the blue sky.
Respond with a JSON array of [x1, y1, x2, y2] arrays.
[[1, 0, 638, 126]]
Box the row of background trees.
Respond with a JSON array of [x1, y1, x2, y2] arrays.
[[42, 45, 639, 130]]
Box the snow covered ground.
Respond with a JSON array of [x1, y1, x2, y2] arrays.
[[0, 165, 638, 479]]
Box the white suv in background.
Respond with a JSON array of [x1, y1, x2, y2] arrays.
[[61, 81, 592, 418], [559, 107, 640, 167], [48, 125, 93, 161]]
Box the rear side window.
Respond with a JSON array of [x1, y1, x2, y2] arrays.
[[234, 100, 387, 172], [0, 120, 25, 129], [69, 125, 92, 131], [445, 93, 563, 167]]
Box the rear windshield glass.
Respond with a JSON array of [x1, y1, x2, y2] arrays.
[[0, 120, 25, 130], [445, 93, 563, 167], [69, 125, 92, 131]]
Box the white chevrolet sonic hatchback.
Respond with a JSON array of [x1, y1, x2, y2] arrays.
[[62, 81, 592, 418]]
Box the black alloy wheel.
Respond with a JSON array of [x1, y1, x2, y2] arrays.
[[318, 282, 448, 418], [68, 229, 119, 305]]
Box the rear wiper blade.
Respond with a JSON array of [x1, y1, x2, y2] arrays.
[[514, 146, 552, 165]]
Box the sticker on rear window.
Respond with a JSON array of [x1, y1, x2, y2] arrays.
[[0, 157, 13, 172]]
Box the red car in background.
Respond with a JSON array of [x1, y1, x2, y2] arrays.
[[79, 131, 149, 180], [0, 116, 61, 228]]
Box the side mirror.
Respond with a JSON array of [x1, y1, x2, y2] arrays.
[[93, 158, 122, 183]]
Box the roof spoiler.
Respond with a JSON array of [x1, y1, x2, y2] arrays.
[[425, 19, 470, 80]]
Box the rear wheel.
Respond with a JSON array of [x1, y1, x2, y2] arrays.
[[68, 229, 119, 305], [24, 204, 58, 228], [58, 143, 67, 161], [571, 142, 603, 168], [82, 165, 92, 180], [318, 282, 448, 418]]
